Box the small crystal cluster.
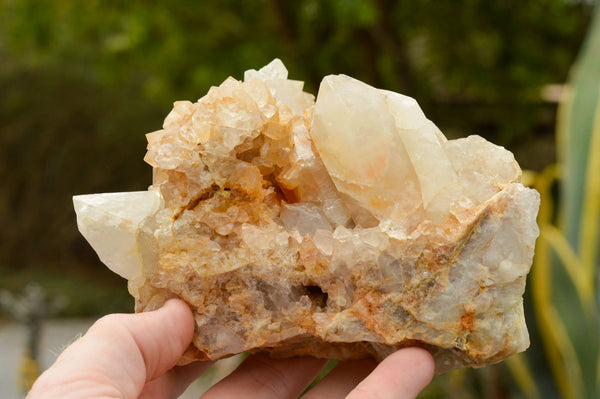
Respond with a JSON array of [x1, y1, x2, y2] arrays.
[[74, 59, 540, 373]]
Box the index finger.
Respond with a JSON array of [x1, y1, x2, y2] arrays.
[[346, 348, 435, 399]]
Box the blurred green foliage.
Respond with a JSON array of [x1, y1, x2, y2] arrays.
[[0, 0, 597, 397], [0, 0, 591, 275], [524, 3, 600, 398]]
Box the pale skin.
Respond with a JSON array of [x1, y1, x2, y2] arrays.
[[27, 299, 435, 399]]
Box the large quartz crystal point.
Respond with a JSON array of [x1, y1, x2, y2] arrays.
[[73, 190, 162, 281], [73, 59, 540, 374], [311, 75, 425, 228]]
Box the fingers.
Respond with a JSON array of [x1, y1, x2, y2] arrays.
[[203, 348, 433, 399], [140, 361, 214, 399], [302, 359, 378, 399], [27, 299, 196, 399], [201, 354, 327, 399], [28, 299, 434, 399], [345, 348, 435, 399]]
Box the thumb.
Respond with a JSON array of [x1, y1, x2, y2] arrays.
[[28, 299, 195, 399], [113, 298, 196, 381]]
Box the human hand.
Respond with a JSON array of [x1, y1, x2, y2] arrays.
[[27, 299, 434, 399]]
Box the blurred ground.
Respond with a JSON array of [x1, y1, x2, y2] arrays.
[[0, 319, 95, 398]]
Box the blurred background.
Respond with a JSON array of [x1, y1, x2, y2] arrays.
[[0, 0, 598, 398]]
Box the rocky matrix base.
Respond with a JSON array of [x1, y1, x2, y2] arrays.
[[74, 59, 540, 373]]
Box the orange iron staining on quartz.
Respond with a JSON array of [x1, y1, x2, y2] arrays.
[[74, 59, 540, 373]]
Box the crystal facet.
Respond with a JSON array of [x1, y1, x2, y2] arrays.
[[74, 59, 540, 373]]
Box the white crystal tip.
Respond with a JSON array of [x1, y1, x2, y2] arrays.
[[73, 191, 162, 280]]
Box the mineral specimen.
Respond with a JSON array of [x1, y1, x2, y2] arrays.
[[73, 59, 540, 373]]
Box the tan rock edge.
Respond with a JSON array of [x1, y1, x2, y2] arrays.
[[74, 59, 540, 373]]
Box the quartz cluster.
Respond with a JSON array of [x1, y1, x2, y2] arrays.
[[74, 59, 540, 373]]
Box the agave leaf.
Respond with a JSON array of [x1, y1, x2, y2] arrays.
[[542, 3, 600, 398], [530, 165, 581, 398], [558, 4, 600, 256], [505, 353, 541, 399]]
